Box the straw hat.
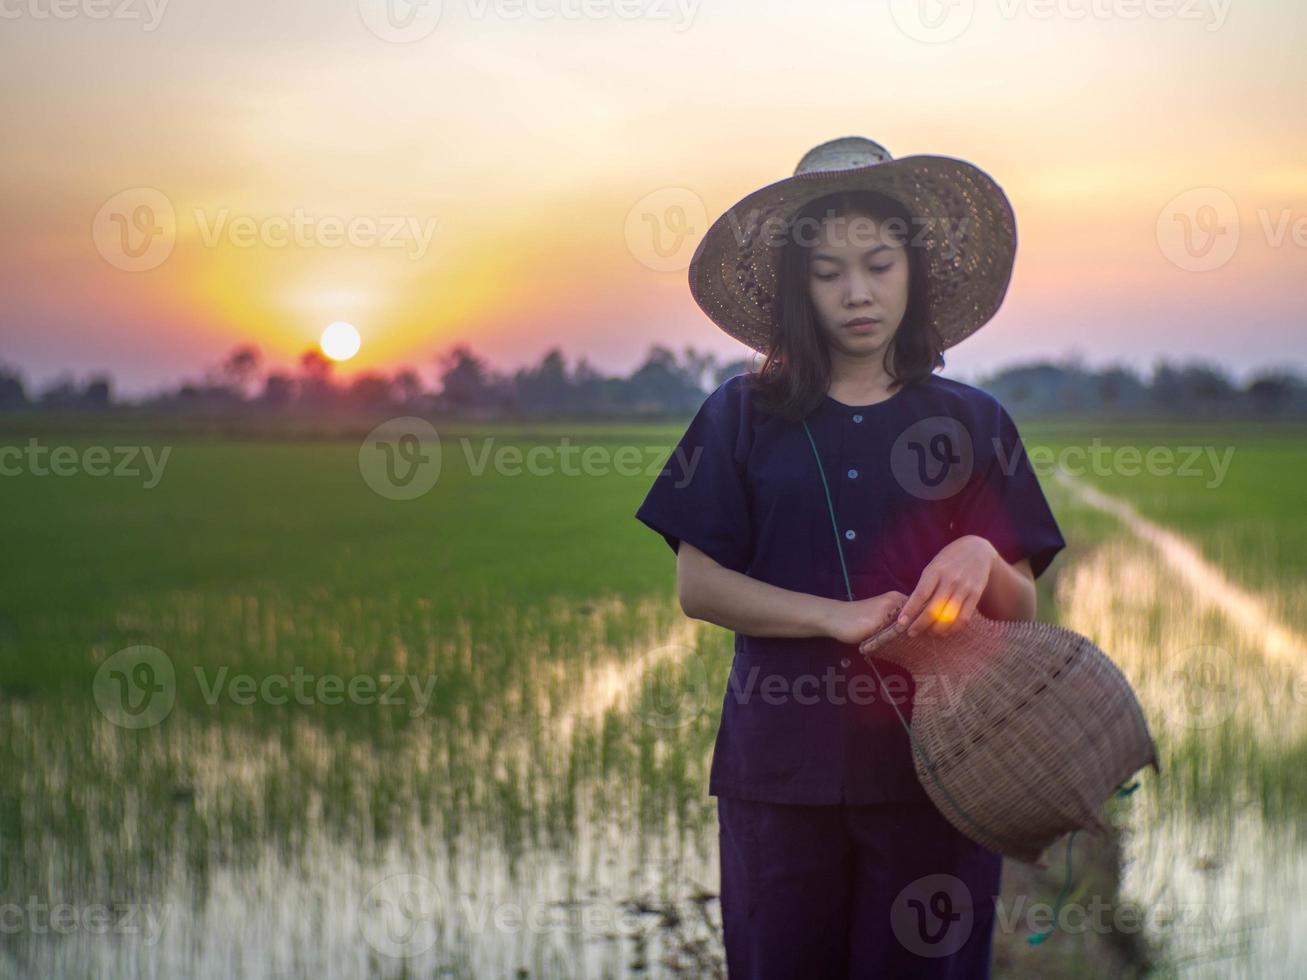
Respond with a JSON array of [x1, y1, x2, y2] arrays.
[[687, 136, 1018, 354], [859, 612, 1160, 865]]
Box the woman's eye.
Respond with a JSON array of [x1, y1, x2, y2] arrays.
[[813, 272, 838, 281], [871, 264, 892, 273]]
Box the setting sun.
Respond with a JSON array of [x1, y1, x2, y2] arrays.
[[319, 322, 361, 362]]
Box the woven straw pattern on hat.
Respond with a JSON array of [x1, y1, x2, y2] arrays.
[[860, 613, 1160, 865], [688, 136, 1018, 354]]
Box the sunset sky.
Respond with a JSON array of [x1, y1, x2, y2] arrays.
[[1, 0, 1304, 394]]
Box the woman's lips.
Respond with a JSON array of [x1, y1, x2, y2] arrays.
[[844, 318, 881, 334]]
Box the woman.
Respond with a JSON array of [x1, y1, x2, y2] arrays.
[[634, 136, 1067, 978]]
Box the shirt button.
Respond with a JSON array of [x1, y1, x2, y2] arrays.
[[844, 529, 856, 540], [840, 656, 851, 668], [852, 414, 863, 423], [847, 468, 858, 479]]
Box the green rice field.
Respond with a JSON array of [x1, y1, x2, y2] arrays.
[[1, 418, 1304, 979]]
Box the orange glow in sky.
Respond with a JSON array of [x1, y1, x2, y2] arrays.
[[1, 0, 1304, 392]]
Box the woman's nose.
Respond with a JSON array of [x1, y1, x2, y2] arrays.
[[844, 270, 876, 305]]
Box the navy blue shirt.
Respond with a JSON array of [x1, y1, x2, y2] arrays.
[[634, 371, 1067, 805]]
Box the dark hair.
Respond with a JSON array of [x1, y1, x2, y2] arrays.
[[747, 189, 944, 420]]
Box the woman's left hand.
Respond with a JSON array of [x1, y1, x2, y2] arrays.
[[893, 535, 998, 638]]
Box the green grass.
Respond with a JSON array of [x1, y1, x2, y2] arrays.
[[0, 432, 689, 699], [1, 418, 1304, 979], [1019, 420, 1307, 588]]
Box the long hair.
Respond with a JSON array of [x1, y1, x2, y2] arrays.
[[747, 189, 944, 420]]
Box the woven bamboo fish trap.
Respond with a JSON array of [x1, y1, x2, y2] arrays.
[[860, 613, 1161, 865]]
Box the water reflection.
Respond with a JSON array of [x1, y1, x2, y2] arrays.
[[8, 502, 1306, 977], [0, 593, 728, 979], [1056, 531, 1307, 977]]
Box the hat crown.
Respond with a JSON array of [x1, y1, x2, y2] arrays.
[[793, 136, 893, 176]]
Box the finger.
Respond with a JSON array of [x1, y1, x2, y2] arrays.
[[924, 578, 966, 634], [939, 578, 987, 634], [953, 589, 982, 631], [860, 592, 912, 654], [859, 618, 903, 656], [914, 590, 953, 637], [902, 575, 943, 638], [928, 589, 964, 635], [896, 571, 937, 627], [856, 596, 902, 652]]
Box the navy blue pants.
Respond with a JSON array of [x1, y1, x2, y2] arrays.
[[717, 796, 1003, 979]]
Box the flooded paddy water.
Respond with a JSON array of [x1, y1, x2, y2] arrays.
[[2, 426, 1304, 978]]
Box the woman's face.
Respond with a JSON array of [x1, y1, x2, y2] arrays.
[[806, 210, 910, 360]]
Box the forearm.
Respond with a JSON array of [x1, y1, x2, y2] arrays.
[[977, 546, 1037, 621], [678, 549, 840, 638]]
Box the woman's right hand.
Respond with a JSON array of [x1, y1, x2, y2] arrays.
[[822, 590, 908, 646]]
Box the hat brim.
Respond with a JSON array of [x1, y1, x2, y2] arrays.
[[687, 155, 1018, 355]]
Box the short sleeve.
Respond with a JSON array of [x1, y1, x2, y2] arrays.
[[634, 377, 753, 574], [951, 401, 1066, 580]]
